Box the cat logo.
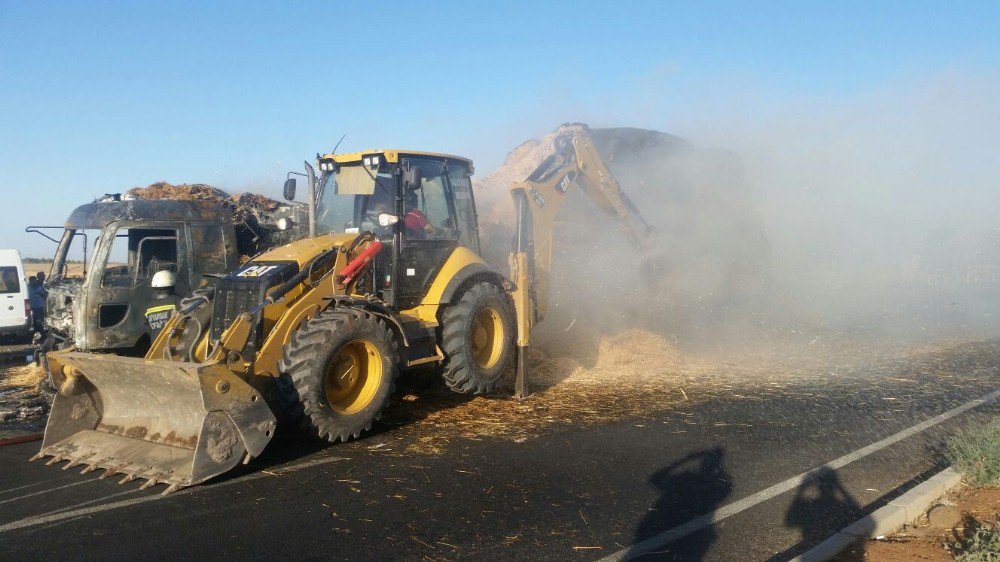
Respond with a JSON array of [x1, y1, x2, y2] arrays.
[[237, 264, 280, 278], [556, 170, 577, 194]]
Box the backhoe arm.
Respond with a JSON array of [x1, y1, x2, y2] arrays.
[[508, 123, 654, 397]]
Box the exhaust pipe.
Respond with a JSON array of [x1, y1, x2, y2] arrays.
[[305, 160, 317, 238]]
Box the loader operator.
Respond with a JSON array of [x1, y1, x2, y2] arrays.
[[403, 190, 435, 238], [360, 185, 434, 239]]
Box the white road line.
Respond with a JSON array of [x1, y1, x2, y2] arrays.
[[0, 455, 350, 534], [0, 479, 98, 506], [0, 479, 63, 497], [600, 388, 1000, 561], [40, 488, 142, 518]]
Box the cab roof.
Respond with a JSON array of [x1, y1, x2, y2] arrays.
[[66, 200, 232, 229], [322, 149, 473, 166]]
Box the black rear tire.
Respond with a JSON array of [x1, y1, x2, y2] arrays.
[[278, 309, 399, 442], [440, 282, 515, 394]]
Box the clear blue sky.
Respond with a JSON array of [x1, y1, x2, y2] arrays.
[[1, 1, 997, 256]]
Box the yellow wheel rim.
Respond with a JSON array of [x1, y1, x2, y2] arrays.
[[324, 340, 383, 415], [470, 306, 504, 370]]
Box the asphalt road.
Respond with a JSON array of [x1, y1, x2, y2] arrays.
[[0, 342, 998, 561]]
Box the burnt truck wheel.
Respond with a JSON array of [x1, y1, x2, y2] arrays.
[[440, 282, 515, 395], [278, 309, 399, 442]]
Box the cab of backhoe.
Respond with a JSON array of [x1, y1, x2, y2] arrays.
[[314, 150, 482, 310]]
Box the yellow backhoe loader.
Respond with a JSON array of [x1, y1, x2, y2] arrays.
[[33, 123, 654, 494]]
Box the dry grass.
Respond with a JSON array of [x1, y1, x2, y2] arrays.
[[0, 363, 47, 435], [127, 182, 231, 203], [127, 182, 283, 216], [949, 418, 1000, 487], [0, 364, 44, 389], [22, 262, 52, 277], [381, 329, 943, 455], [2, 325, 996, 453], [374, 330, 1000, 456]]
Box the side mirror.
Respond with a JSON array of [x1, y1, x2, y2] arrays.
[[283, 178, 297, 201], [402, 161, 422, 192]]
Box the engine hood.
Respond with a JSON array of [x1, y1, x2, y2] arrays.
[[251, 232, 361, 266]]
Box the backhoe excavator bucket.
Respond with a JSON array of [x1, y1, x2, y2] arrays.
[[32, 352, 277, 494]]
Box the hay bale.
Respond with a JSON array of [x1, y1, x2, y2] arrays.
[[125, 182, 300, 259], [126, 182, 231, 204]]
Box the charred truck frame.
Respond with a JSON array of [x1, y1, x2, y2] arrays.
[[29, 196, 302, 365]]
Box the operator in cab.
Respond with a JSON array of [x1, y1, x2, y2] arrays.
[[404, 191, 435, 238]]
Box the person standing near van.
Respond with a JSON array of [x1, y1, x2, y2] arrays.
[[27, 275, 46, 334]]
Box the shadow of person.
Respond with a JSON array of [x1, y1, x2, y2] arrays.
[[777, 466, 864, 561], [631, 447, 733, 560]]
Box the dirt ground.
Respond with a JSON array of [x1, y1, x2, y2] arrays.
[[22, 260, 87, 279], [22, 262, 50, 277], [837, 485, 1000, 561]]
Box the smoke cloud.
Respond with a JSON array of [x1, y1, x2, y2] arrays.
[[474, 71, 1000, 356]]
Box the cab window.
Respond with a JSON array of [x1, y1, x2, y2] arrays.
[[447, 163, 480, 252], [102, 228, 178, 287], [189, 225, 231, 284], [404, 160, 457, 241]]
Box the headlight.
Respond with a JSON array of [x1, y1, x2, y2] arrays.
[[277, 217, 290, 231]]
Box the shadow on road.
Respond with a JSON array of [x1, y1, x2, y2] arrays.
[[772, 466, 864, 561], [630, 446, 733, 560]]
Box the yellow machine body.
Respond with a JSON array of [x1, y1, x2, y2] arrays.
[[37, 130, 653, 493]]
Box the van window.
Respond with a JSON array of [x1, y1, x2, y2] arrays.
[[0, 267, 20, 293]]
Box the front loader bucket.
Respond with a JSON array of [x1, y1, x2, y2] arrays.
[[32, 352, 276, 494]]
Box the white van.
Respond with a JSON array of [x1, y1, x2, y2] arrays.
[[0, 249, 31, 339]]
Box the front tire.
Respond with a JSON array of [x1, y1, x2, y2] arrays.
[[279, 309, 399, 442], [440, 282, 515, 394]]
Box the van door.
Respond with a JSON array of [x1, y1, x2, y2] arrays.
[[0, 255, 28, 332]]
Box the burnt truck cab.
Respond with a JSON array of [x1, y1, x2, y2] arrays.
[[44, 199, 240, 354]]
